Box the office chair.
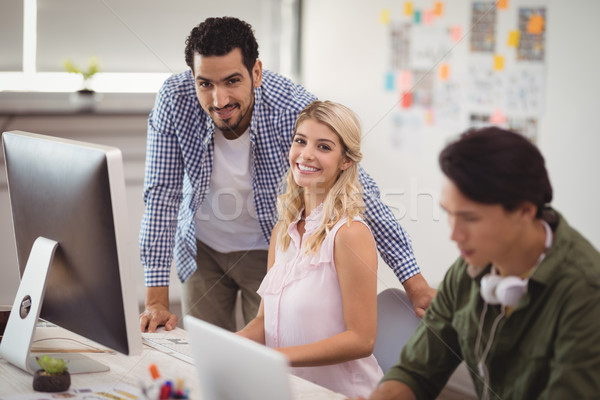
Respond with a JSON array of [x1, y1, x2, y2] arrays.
[[374, 287, 421, 373], [373, 287, 477, 400]]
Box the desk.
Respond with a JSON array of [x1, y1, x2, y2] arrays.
[[0, 326, 345, 400]]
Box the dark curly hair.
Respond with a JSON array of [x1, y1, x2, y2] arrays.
[[184, 17, 259, 75], [439, 126, 553, 218]]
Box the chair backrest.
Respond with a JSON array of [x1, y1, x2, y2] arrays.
[[374, 288, 421, 373]]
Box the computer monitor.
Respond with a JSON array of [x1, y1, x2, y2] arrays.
[[0, 130, 142, 374]]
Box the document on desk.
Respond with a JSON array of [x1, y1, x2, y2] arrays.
[[142, 327, 194, 364], [0, 382, 141, 400]]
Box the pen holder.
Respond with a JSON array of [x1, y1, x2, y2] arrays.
[[142, 379, 188, 400]]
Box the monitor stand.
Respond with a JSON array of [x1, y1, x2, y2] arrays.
[[0, 237, 109, 374]]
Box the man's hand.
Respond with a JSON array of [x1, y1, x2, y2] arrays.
[[402, 273, 437, 318], [140, 286, 178, 332]]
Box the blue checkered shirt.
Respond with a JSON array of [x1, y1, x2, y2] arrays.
[[140, 69, 420, 287]]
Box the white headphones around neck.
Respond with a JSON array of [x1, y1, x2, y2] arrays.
[[480, 273, 528, 307], [479, 220, 553, 307]]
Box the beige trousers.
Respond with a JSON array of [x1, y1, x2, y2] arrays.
[[181, 239, 268, 332]]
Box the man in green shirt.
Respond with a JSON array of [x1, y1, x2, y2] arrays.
[[359, 127, 600, 400]]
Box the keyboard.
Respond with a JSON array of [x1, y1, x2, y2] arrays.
[[141, 330, 194, 365]]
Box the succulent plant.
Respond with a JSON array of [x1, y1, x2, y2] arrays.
[[35, 355, 68, 375]]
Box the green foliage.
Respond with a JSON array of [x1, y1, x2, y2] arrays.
[[62, 56, 100, 81], [36, 355, 68, 375]]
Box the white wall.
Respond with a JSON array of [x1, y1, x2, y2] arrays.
[[302, 0, 600, 289], [2, 0, 598, 303]]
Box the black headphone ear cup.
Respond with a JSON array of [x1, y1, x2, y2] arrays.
[[480, 274, 502, 305]]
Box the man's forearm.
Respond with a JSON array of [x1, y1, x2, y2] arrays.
[[145, 285, 170, 309], [367, 380, 417, 400]]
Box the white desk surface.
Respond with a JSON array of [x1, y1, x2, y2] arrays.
[[0, 325, 346, 400]]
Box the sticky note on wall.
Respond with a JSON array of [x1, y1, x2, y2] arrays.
[[497, 0, 509, 10], [380, 9, 390, 25], [489, 108, 508, 124], [423, 9, 434, 25], [398, 70, 413, 91], [439, 63, 450, 81], [385, 71, 395, 91], [433, 2, 444, 16], [527, 14, 545, 34], [494, 55, 505, 71], [450, 25, 462, 42], [426, 109, 434, 125], [508, 30, 520, 47], [401, 91, 413, 108], [405, 2, 413, 16]]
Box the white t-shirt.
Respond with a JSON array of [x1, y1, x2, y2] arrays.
[[194, 128, 269, 253]]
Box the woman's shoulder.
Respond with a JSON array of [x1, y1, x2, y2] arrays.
[[332, 217, 374, 248]]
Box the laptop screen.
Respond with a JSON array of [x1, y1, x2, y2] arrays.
[[184, 315, 293, 400]]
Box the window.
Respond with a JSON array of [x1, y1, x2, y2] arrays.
[[0, 0, 301, 92]]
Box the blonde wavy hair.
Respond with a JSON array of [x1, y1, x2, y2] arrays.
[[274, 100, 365, 253]]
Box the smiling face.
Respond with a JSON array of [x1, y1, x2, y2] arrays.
[[289, 119, 352, 203], [193, 48, 262, 138], [440, 177, 528, 268]]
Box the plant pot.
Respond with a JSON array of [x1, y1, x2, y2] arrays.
[[69, 90, 103, 111], [32, 369, 71, 392]]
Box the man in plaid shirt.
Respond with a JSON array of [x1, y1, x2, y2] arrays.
[[139, 17, 435, 332]]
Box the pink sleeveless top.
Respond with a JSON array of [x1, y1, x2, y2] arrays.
[[257, 206, 383, 398]]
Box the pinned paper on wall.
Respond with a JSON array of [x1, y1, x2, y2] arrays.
[[380, 9, 391, 26], [470, 2, 497, 52], [508, 30, 520, 47], [471, 113, 538, 142], [410, 26, 452, 70], [497, 0, 509, 10], [439, 63, 450, 81], [504, 68, 545, 115], [494, 55, 505, 71], [414, 10, 422, 24], [412, 70, 434, 107], [391, 110, 424, 153], [433, 2, 444, 16], [466, 61, 503, 107], [385, 71, 395, 91], [434, 81, 461, 128], [527, 14, 545, 34], [405, 2, 414, 16], [450, 25, 462, 43], [390, 23, 411, 70], [423, 9, 434, 25], [518, 8, 546, 61]]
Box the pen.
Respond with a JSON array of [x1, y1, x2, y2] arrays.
[[149, 363, 160, 380], [175, 378, 184, 393]]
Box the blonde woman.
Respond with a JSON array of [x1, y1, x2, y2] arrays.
[[238, 100, 383, 397]]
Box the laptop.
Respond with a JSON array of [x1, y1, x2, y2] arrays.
[[184, 315, 293, 400]]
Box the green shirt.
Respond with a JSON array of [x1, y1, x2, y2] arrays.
[[383, 212, 600, 399]]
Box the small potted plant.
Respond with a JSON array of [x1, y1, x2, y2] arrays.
[[63, 56, 102, 110], [63, 56, 100, 94], [33, 355, 71, 392]]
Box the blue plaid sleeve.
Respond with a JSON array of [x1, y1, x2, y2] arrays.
[[139, 82, 186, 287], [359, 165, 420, 282]]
